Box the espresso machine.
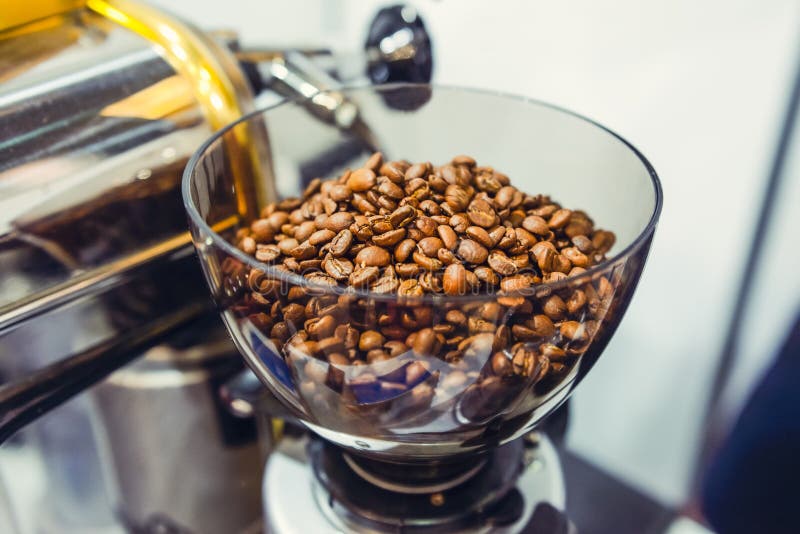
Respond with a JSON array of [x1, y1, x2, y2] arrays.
[[1, 3, 669, 534]]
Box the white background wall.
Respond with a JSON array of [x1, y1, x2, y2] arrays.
[[154, 0, 800, 505]]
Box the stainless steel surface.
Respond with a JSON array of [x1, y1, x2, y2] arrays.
[[92, 316, 264, 534], [0, 8, 209, 325], [0, 4, 245, 438], [262, 432, 566, 534]]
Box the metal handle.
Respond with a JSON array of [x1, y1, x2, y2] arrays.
[[0, 302, 207, 443]]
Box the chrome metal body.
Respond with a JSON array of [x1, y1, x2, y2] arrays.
[[0, 9, 219, 434], [263, 432, 567, 534], [92, 317, 265, 534]]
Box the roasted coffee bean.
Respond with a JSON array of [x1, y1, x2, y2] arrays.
[[419, 271, 443, 293], [349, 265, 380, 287], [355, 246, 391, 267], [438, 249, 458, 264], [322, 212, 354, 232], [267, 211, 289, 231], [496, 226, 517, 249], [323, 255, 354, 281], [592, 230, 616, 254], [560, 321, 587, 343], [294, 221, 316, 242], [434, 323, 455, 336], [445, 309, 467, 326], [289, 241, 317, 260], [475, 302, 500, 323], [486, 226, 506, 247], [540, 343, 567, 362], [305, 272, 336, 286], [240, 236, 256, 255], [562, 247, 589, 268], [437, 225, 458, 250], [306, 315, 337, 339], [347, 168, 377, 192], [548, 208, 572, 229], [531, 204, 557, 218], [452, 155, 476, 167], [522, 215, 549, 236], [405, 162, 430, 180], [531, 240, 556, 262], [394, 239, 417, 263], [329, 183, 353, 202], [282, 303, 306, 327], [418, 237, 444, 257], [328, 229, 353, 257], [445, 185, 471, 211], [473, 266, 500, 286], [271, 322, 290, 342], [413, 251, 443, 272], [597, 276, 614, 299], [385, 341, 408, 357], [529, 314, 555, 339], [512, 346, 538, 377], [405, 177, 429, 198], [457, 239, 489, 264], [251, 219, 274, 242], [494, 186, 516, 209], [443, 263, 468, 295], [318, 336, 345, 355], [450, 213, 470, 233], [351, 193, 377, 214], [277, 238, 299, 255], [359, 330, 386, 351], [398, 279, 424, 297], [380, 161, 406, 182], [488, 354, 511, 379], [413, 328, 442, 355], [492, 324, 511, 351], [465, 226, 493, 248], [389, 205, 416, 227], [364, 152, 383, 172], [407, 228, 424, 241], [542, 295, 567, 321], [299, 258, 323, 272], [500, 274, 533, 293], [308, 229, 336, 246], [475, 172, 502, 193], [416, 216, 438, 237], [395, 262, 421, 278], [255, 244, 281, 263], [467, 198, 496, 228], [302, 178, 322, 199], [487, 250, 517, 276], [372, 228, 407, 247], [567, 290, 587, 314], [367, 349, 391, 363], [571, 235, 594, 254], [565, 219, 593, 239], [370, 216, 393, 234], [371, 268, 400, 294], [377, 177, 404, 199]]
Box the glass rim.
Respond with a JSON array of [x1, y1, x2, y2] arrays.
[[182, 82, 663, 304]]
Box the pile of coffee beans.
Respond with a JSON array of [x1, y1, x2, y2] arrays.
[[237, 153, 614, 294], [229, 154, 619, 422]]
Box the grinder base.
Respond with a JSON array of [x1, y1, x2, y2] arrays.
[[263, 432, 566, 533]]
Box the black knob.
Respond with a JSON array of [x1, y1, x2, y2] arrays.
[[365, 4, 433, 85]]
